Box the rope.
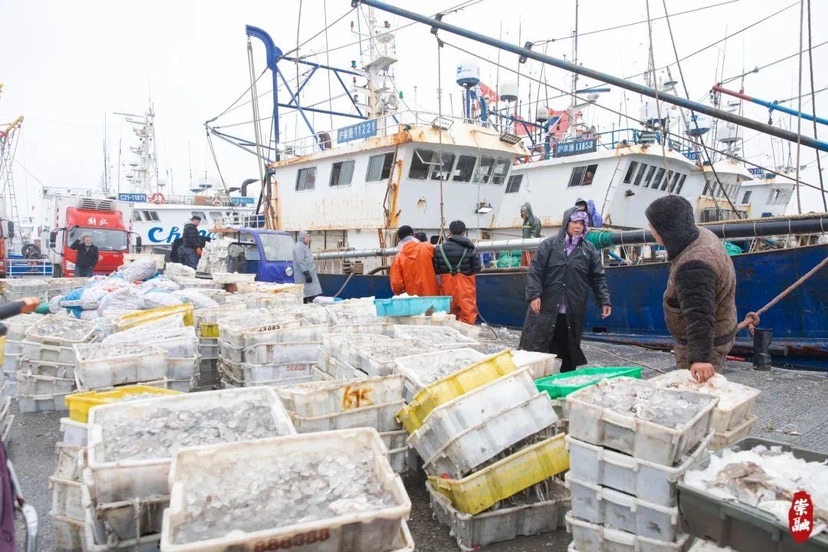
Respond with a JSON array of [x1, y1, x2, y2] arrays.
[[582, 343, 667, 374], [644, 0, 672, 183], [333, 272, 355, 298], [754, 255, 828, 318], [806, 0, 827, 211], [435, 32, 446, 238], [795, 0, 805, 214]]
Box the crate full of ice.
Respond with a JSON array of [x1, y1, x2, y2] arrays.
[[391, 325, 478, 350], [73, 343, 168, 389], [276, 375, 404, 418], [25, 315, 98, 346], [86, 387, 295, 503], [356, 341, 431, 377], [567, 377, 719, 466], [161, 428, 411, 552], [394, 348, 486, 402]]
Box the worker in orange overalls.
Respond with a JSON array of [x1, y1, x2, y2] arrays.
[[389, 225, 439, 297], [433, 220, 482, 324]]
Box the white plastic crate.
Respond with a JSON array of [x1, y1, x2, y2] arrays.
[[161, 428, 411, 552], [152, 332, 199, 358], [83, 497, 163, 552], [391, 325, 478, 350], [2, 353, 20, 374], [422, 393, 558, 479], [317, 352, 369, 381], [709, 413, 758, 452], [86, 387, 296, 503], [387, 446, 408, 474], [566, 473, 679, 541], [511, 350, 559, 379], [81, 482, 168, 543], [321, 332, 392, 367], [393, 348, 486, 402], [21, 340, 76, 364], [218, 341, 244, 363], [51, 513, 85, 551], [648, 370, 760, 433], [60, 417, 89, 447], [198, 338, 219, 360], [566, 512, 692, 552], [356, 341, 430, 377], [165, 376, 197, 393], [3, 339, 21, 355], [241, 361, 316, 383], [276, 375, 405, 418], [167, 356, 200, 380], [567, 378, 719, 466], [73, 343, 168, 389], [243, 325, 330, 349], [105, 314, 185, 342], [192, 304, 248, 327], [19, 393, 70, 413], [380, 430, 407, 451], [218, 312, 302, 347], [3, 313, 41, 341], [55, 442, 85, 480], [291, 400, 405, 433], [211, 272, 256, 284], [245, 341, 321, 366], [106, 325, 200, 358], [17, 358, 74, 379], [565, 432, 714, 507], [16, 371, 75, 396], [50, 476, 84, 521], [25, 314, 98, 346], [325, 301, 383, 326]]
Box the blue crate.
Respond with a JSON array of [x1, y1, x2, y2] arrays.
[[374, 296, 452, 317]]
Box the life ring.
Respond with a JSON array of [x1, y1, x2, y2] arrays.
[[211, 197, 223, 206], [149, 192, 166, 204]]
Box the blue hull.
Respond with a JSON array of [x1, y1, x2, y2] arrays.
[[318, 243, 828, 368]]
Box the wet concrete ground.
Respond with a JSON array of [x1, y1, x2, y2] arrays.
[[9, 340, 828, 551]]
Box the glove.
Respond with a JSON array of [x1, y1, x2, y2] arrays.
[[196, 248, 203, 256], [303, 271, 313, 283]]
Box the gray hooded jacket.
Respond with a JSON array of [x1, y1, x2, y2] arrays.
[[293, 231, 323, 298], [521, 202, 542, 238]]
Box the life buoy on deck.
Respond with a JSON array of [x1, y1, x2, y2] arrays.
[[211, 197, 223, 206], [149, 193, 166, 204]]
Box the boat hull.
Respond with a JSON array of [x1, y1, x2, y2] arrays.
[[318, 243, 828, 368]]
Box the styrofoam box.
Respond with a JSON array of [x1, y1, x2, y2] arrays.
[[317, 352, 370, 381], [167, 356, 200, 380], [54, 442, 85, 480], [17, 371, 75, 396], [391, 325, 478, 350], [423, 393, 559, 479], [74, 343, 168, 389], [161, 428, 411, 552], [50, 476, 84, 520], [709, 414, 758, 452], [291, 400, 405, 434], [241, 361, 316, 383], [17, 358, 74, 379], [428, 476, 570, 551], [21, 340, 76, 364], [86, 387, 296, 503], [245, 341, 321, 366], [218, 312, 302, 347], [243, 325, 331, 348], [566, 513, 692, 552], [356, 341, 430, 377], [407, 367, 540, 462], [567, 378, 719, 466], [19, 393, 70, 413], [511, 350, 559, 379], [566, 473, 679, 541], [276, 375, 405, 418], [648, 370, 761, 432], [394, 348, 486, 402], [566, 432, 714, 507], [58, 418, 89, 448], [81, 481, 167, 542]]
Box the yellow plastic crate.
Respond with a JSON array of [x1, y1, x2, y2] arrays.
[[199, 323, 219, 338], [115, 304, 194, 330], [65, 385, 183, 423], [0, 336, 5, 365], [397, 350, 517, 433], [429, 433, 569, 515]]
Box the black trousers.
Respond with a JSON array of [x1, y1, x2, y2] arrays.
[[553, 313, 576, 373]]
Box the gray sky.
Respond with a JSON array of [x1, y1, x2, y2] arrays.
[[1, 0, 825, 222]]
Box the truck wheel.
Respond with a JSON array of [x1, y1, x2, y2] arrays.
[[53, 264, 62, 278]]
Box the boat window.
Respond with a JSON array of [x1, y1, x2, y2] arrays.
[[641, 166, 656, 187], [505, 174, 523, 194], [567, 164, 598, 187], [296, 167, 317, 191], [430, 152, 456, 181], [330, 160, 355, 187], [133, 212, 142, 222], [741, 190, 752, 204], [259, 233, 296, 262], [623, 161, 639, 184], [209, 211, 223, 221], [676, 174, 687, 194], [661, 171, 673, 191], [668, 172, 682, 193], [191, 211, 206, 221], [633, 164, 648, 186], [149, 211, 160, 221], [409, 149, 437, 180], [651, 168, 666, 190], [492, 159, 511, 185], [474, 157, 495, 183], [453, 155, 476, 182], [366, 152, 395, 182]]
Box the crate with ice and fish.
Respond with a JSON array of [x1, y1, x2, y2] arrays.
[[391, 325, 479, 351]]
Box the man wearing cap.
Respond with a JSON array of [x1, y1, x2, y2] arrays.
[[179, 216, 204, 270], [519, 208, 612, 372], [390, 225, 439, 297]]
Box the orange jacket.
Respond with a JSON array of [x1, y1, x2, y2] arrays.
[[390, 239, 440, 297]]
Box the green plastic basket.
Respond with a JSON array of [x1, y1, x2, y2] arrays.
[[534, 366, 642, 399]]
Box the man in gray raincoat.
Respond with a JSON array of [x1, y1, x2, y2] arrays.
[[518, 209, 612, 371], [520, 202, 542, 266], [293, 230, 322, 303]]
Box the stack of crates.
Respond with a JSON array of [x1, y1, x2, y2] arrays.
[[276, 375, 409, 473], [192, 305, 245, 389], [2, 313, 40, 397], [17, 315, 98, 413], [0, 278, 49, 304], [563, 377, 719, 552], [399, 350, 571, 550]]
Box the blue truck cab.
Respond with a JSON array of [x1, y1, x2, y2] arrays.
[[224, 227, 296, 283]]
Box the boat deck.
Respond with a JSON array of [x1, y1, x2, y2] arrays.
[[10, 340, 828, 551]]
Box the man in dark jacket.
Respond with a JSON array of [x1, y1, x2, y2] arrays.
[[433, 220, 482, 324], [69, 234, 99, 277], [645, 195, 738, 383], [519, 209, 612, 372], [179, 216, 204, 269], [520, 202, 542, 266]]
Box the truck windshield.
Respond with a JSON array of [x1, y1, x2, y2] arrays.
[[68, 227, 128, 251], [258, 233, 295, 262]]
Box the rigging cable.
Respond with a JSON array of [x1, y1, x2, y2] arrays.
[[795, 0, 805, 214], [721, 40, 828, 85], [806, 0, 827, 210], [644, 0, 673, 194]]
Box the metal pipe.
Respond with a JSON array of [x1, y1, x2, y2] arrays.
[[352, 0, 828, 153], [713, 85, 828, 127]]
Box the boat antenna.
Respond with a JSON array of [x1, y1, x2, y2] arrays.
[[806, 0, 827, 210], [794, 0, 805, 214]]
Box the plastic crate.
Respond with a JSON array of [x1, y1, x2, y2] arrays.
[[17, 358, 74, 379], [3, 313, 41, 341], [244, 341, 321, 366], [407, 367, 540, 464], [25, 314, 98, 346], [567, 377, 719, 466], [243, 325, 330, 348], [566, 432, 714, 507], [535, 366, 643, 399], [160, 428, 411, 552], [198, 338, 218, 360], [82, 498, 162, 552], [374, 296, 452, 317], [81, 482, 167, 543], [429, 433, 569, 515], [276, 375, 405, 418], [54, 442, 85, 480], [20, 340, 76, 364], [50, 476, 84, 520], [242, 361, 315, 383], [291, 399, 405, 433], [511, 350, 559, 379], [73, 343, 168, 389], [356, 340, 430, 377], [566, 513, 693, 552], [66, 385, 183, 423], [391, 324, 479, 351], [316, 353, 370, 381], [708, 413, 757, 452], [392, 348, 486, 402], [427, 476, 570, 551], [16, 371, 75, 396], [51, 514, 85, 551], [648, 370, 761, 433], [322, 331, 393, 366], [423, 393, 559, 479], [566, 473, 679, 541], [397, 350, 517, 434], [167, 356, 200, 380], [60, 417, 89, 447], [211, 272, 256, 284], [3, 339, 21, 356], [115, 303, 194, 331], [677, 437, 828, 552], [217, 313, 302, 347], [18, 392, 70, 413], [86, 387, 296, 503]]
